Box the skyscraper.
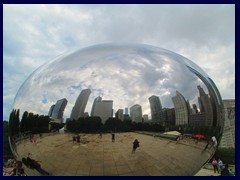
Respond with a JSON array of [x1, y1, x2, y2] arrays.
[[143, 114, 148, 122], [90, 96, 102, 116], [130, 104, 142, 123], [48, 104, 55, 117], [197, 85, 213, 127], [148, 95, 162, 122], [125, 107, 128, 115], [70, 89, 91, 120], [115, 109, 124, 121], [51, 98, 68, 122], [219, 99, 235, 148], [92, 100, 113, 124], [172, 91, 189, 126]]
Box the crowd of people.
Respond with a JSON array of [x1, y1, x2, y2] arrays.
[[3, 158, 26, 176], [212, 158, 234, 176]]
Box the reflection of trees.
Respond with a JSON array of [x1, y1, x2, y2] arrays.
[[65, 116, 165, 133], [9, 109, 51, 136], [19, 111, 51, 134]]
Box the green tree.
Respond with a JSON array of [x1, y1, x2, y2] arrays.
[[3, 121, 13, 161]]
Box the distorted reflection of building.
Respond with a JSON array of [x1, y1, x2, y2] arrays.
[[70, 89, 91, 120], [48, 105, 55, 116], [48, 98, 68, 123], [90, 96, 102, 116], [130, 104, 142, 123], [124, 107, 129, 115], [83, 112, 89, 118], [197, 85, 213, 126], [165, 108, 175, 126], [148, 95, 163, 123], [172, 91, 189, 126], [186, 66, 224, 130], [115, 109, 124, 121], [189, 113, 205, 126], [143, 114, 148, 122], [219, 99, 235, 148], [192, 104, 198, 114], [92, 99, 113, 124]]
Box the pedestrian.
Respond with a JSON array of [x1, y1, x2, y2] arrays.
[[72, 136, 76, 144], [112, 133, 115, 142], [218, 159, 223, 171], [229, 168, 234, 176], [76, 134, 80, 145], [99, 133, 102, 139], [221, 164, 230, 176], [210, 136, 218, 150], [212, 158, 219, 173], [132, 139, 140, 153]]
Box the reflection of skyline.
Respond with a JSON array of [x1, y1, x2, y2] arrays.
[[12, 44, 223, 131], [50, 81, 220, 128]]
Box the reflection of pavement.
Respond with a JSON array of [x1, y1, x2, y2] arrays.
[[16, 132, 213, 176]]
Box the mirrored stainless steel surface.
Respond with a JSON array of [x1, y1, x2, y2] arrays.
[[12, 43, 224, 176]]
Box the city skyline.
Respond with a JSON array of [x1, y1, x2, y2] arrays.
[[46, 83, 220, 127], [3, 5, 235, 121]]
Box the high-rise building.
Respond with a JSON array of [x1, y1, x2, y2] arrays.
[[172, 91, 188, 126], [166, 108, 175, 126], [219, 99, 235, 148], [143, 114, 148, 122], [148, 95, 162, 122], [130, 104, 142, 123], [52, 98, 68, 120], [197, 85, 213, 127], [92, 100, 113, 124], [115, 109, 124, 121], [48, 104, 55, 117], [186, 66, 224, 129], [124, 107, 128, 115], [90, 96, 102, 116], [70, 89, 91, 120], [189, 113, 206, 127], [192, 104, 198, 114]]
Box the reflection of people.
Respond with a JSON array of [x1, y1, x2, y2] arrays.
[[112, 133, 115, 142], [212, 158, 219, 173], [221, 164, 230, 176], [23, 153, 50, 175], [210, 136, 218, 150], [76, 134, 80, 145], [132, 139, 140, 153], [72, 136, 76, 144]]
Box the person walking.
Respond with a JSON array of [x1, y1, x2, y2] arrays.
[[212, 158, 219, 174], [112, 133, 115, 142], [132, 139, 140, 154], [76, 134, 80, 145], [218, 159, 223, 171]]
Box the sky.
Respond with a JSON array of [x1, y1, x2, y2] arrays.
[[3, 4, 235, 121]]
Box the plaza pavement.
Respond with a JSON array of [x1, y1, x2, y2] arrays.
[[15, 132, 214, 176]]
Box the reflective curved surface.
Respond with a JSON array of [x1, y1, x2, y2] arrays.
[[12, 43, 224, 176]]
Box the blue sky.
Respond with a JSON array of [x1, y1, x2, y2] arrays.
[[3, 4, 235, 121]]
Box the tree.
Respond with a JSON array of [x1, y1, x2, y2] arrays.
[[20, 111, 28, 132], [3, 121, 13, 160]]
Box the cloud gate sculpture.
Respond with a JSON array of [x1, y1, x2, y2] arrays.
[[11, 43, 224, 176]]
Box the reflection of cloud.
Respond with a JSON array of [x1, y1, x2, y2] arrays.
[[12, 44, 221, 120]]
